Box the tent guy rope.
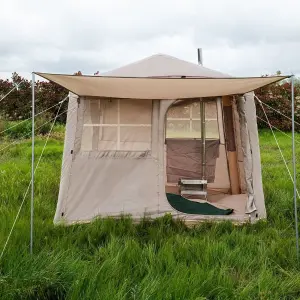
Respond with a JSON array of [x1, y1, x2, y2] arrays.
[[0, 105, 75, 154], [256, 115, 300, 144], [0, 99, 65, 261], [255, 95, 300, 127], [291, 76, 298, 258], [0, 80, 24, 103], [30, 74, 34, 255], [257, 93, 299, 257], [0, 96, 68, 136], [256, 97, 300, 198]]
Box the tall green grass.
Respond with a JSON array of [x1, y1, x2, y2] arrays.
[[0, 129, 300, 299]]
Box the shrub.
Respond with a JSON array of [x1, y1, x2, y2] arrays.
[[0, 72, 68, 123], [2, 116, 55, 140], [1, 72, 300, 132], [255, 76, 300, 132]]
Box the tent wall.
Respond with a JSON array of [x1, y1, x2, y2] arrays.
[[55, 97, 171, 223], [63, 156, 161, 220], [239, 92, 266, 218], [54, 93, 265, 224], [54, 93, 79, 222], [232, 98, 247, 193]]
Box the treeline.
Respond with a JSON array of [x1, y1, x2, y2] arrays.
[[0, 72, 299, 131], [255, 76, 300, 131], [0, 72, 68, 123]]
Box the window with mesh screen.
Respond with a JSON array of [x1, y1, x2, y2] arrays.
[[166, 99, 219, 139], [81, 99, 152, 151]]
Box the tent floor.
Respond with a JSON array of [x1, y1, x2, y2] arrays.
[[165, 184, 247, 220], [208, 193, 247, 216], [166, 193, 234, 216]]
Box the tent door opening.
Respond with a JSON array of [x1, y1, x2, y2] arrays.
[[177, 98, 207, 200], [164, 98, 235, 216], [165, 98, 220, 200]]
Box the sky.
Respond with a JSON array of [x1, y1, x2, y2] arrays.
[[1, 0, 300, 81]]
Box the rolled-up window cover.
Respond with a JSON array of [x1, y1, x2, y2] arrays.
[[166, 139, 220, 183]]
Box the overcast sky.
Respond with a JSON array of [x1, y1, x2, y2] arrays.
[[1, 0, 299, 80]]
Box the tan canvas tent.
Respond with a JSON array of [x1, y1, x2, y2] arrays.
[[36, 54, 288, 224]]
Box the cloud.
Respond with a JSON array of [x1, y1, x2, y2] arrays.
[[0, 0, 299, 79]]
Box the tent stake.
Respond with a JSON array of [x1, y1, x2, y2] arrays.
[[30, 73, 35, 255], [292, 75, 299, 259]]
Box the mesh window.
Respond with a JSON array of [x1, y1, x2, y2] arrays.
[[83, 99, 118, 124], [166, 99, 219, 139], [120, 99, 152, 124], [168, 104, 190, 118], [120, 126, 151, 151], [81, 99, 152, 152], [98, 127, 118, 150], [166, 120, 191, 138]]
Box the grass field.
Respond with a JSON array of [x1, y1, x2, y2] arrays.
[[1, 129, 300, 299]]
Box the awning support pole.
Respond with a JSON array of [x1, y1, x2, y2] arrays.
[[30, 73, 35, 255], [292, 75, 299, 259], [201, 98, 206, 179]]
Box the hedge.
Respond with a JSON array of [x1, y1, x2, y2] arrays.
[[0, 72, 299, 131], [0, 72, 68, 123], [255, 76, 300, 131]]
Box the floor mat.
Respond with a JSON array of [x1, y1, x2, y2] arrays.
[[166, 193, 234, 215]]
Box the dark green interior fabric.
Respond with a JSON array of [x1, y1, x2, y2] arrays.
[[166, 193, 233, 215]]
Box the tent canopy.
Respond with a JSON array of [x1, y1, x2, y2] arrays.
[[101, 53, 230, 78], [35, 72, 289, 100]]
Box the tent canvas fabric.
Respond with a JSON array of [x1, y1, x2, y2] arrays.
[[101, 54, 231, 78], [36, 54, 289, 224], [35, 72, 287, 100]]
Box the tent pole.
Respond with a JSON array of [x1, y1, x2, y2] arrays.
[[30, 73, 35, 255], [292, 75, 299, 258], [201, 98, 206, 180], [197, 48, 203, 65]]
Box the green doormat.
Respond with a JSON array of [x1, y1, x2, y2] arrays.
[[166, 193, 233, 215]]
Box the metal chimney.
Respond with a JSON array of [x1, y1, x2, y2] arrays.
[[197, 48, 203, 65]]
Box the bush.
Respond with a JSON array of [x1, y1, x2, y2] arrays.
[[0, 72, 68, 123], [1, 116, 55, 140], [255, 76, 300, 132], [0, 118, 5, 133], [1, 72, 300, 132]]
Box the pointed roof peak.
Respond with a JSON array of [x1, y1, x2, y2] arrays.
[[102, 53, 230, 78]]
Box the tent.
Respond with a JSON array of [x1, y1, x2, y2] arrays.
[[36, 54, 288, 224]]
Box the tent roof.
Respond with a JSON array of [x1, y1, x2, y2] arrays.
[[102, 53, 230, 78], [35, 72, 289, 100]]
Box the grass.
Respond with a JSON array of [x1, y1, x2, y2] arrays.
[[1, 129, 300, 299]]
